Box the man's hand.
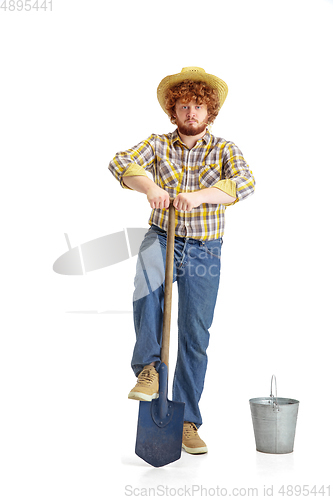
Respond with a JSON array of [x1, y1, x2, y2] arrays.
[[122, 175, 170, 209], [146, 184, 170, 209], [174, 188, 236, 210], [173, 192, 202, 211]]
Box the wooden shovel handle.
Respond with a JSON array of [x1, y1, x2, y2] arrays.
[[160, 202, 175, 368]]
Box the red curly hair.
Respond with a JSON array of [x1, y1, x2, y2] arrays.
[[165, 80, 220, 125]]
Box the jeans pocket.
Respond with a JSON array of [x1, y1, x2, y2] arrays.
[[202, 239, 222, 259]]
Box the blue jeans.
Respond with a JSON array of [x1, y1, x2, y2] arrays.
[[131, 225, 222, 427]]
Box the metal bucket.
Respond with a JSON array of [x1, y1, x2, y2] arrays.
[[249, 375, 299, 454]]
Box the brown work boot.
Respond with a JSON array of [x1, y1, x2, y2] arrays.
[[182, 421, 208, 454], [128, 365, 159, 401]]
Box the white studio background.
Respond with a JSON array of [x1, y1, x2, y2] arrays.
[[1, 0, 332, 498]]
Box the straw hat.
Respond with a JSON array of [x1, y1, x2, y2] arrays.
[[157, 66, 228, 115]]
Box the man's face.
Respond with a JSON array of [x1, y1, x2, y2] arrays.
[[174, 99, 209, 136]]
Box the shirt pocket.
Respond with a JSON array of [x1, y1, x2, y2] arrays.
[[158, 159, 181, 188], [198, 163, 221, 189]]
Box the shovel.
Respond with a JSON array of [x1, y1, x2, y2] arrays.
[[135, 203, 185, 467]]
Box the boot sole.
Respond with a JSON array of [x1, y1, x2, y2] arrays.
[[182, 443, 208, 454], [128, 391, 159, 401]]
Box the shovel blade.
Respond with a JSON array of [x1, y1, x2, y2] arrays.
[[135, 398, 185, 467]]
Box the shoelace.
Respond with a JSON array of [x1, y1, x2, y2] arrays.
[[184, 422, 198, 438], [138, 367, 156, 386]]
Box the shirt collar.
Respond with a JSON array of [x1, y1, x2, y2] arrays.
[[171, 128, 212, 146]]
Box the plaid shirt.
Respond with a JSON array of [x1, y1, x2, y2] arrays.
[[108, 129, 255, 240]]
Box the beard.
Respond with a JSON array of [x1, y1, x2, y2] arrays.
[[176, 117, 208, 136]]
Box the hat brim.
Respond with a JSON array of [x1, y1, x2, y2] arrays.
[[157, 67, 228, 116]]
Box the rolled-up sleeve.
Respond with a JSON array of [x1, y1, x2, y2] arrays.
[[212, 142, 255, 205], [108, 134, 156, 189]]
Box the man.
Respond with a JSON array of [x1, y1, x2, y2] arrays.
[[108, 67, 255, 454]]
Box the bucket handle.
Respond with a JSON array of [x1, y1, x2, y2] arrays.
[[270, 374, 279, 412]]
